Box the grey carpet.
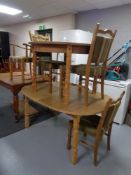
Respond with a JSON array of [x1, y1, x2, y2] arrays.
[[0, 115, 131, 175], [0, 86, 54, 138]]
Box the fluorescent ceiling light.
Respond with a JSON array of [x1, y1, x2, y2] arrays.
[[0, 5, 22, 15]]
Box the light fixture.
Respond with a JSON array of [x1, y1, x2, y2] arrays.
[[0, 4, 22, 15], [23, 14, 32, 19]]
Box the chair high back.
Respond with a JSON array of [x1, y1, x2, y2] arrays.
[[85, 23, 117, 99], [92, 91, 124, 165], [91, 25, 116, 66], [95, 91, 125, 147], [102, 91, 125, 132]]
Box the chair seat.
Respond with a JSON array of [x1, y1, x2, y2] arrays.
[[71, 64, 86, 75], [80, 115, 100, 135], [69, 115, 100, 138], [39, 59, 65, 69], [71, 64, 103, 77], [9, 56, 32, 62], [81, 115, 100, 127]]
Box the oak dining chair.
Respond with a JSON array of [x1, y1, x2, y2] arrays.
[[71, 23, 117, 99], [9, 43, 32, 80], [67, 91, 125, 166], [29, 31, 66, 93]]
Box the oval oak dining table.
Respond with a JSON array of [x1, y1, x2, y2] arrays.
[[21, 82, 111, 165]]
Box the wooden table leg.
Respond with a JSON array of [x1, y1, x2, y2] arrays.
[[71, 116, 80, 165], [85, 64, 91, 104], [13, 92, 19, 122], [49, 63, 52, 93], [32, 49, 37, 90], [59, 65, 64, 97], [9, 57, 13, 80], [64, 45, 72, 104], [24, 97, 30, 128], [21, 58, 25, 81]]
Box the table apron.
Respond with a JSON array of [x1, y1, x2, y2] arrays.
[[32, 45, 89, 54]]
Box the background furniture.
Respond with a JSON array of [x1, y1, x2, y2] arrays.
[[9, 43, 32, 80], [0, 73, 47, 122], [0, 59, 9, 72], [67, 91, 124, 166], [0, 31, 10, 65]]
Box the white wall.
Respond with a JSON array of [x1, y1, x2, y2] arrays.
[[2, 13, 75, 56]]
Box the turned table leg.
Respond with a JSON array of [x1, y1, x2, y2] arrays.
[[59, 65, 64, 97], [64, 45, 72, 104], [13, 92, 19, 122], [71, 116, 80, 165], [9, 57, 13, 80], [24, 97, 30, 128], [49, 63, 52, 93], [32, 49, 37, 90]]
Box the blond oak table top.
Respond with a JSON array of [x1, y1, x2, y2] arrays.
[[21, 82, 111, 116], [0, 72, 32, 86], [0, 72, 48, 87]]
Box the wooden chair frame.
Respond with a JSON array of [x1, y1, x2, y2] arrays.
[[29, 31, 66, 94], [67, 91, 125, 166], [9, 43, 32, 80], [72, 23, 117, 100]]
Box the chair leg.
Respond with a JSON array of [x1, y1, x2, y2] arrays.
[[9, 58, 13, 80], [21, 59, 25, 81], [24, 97, 30, 128], [101, 77, 104, 99], [93, 144, 99, 166], [85, 65, 91, 104], [67, 120, 73, 150], [92, 74, 97, 94], [83, 129, 87, 137], [78, 75, 82, 94], [93, 135, 101, 166], [107, 125, 112, 151], [60, 65, 64, 97], [49, 63, 52, 93], [29, 62, 32, 77]]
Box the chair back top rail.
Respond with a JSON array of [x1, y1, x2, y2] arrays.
[[29, 31, 51, 42], [10, 43, 31, 57], [88, 23, 117, 66], [98, 91, 125, 134]]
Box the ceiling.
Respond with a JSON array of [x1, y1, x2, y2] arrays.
[[0, 0, 131, 26]]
